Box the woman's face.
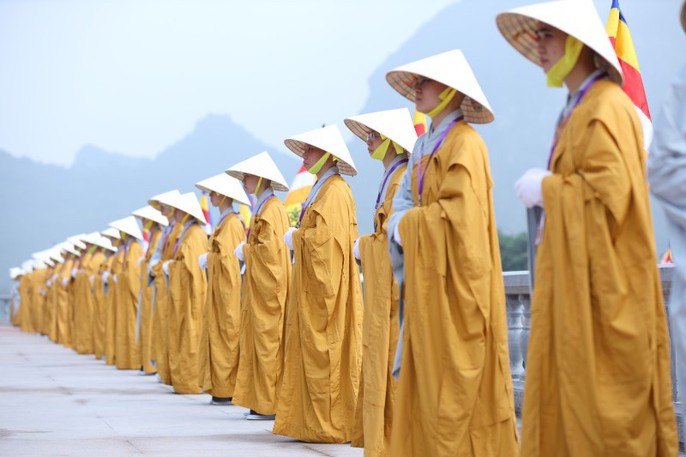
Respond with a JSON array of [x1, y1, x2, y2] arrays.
[[414, 77, 449, 114], [173, 209, 186, 223], [366, 130, 383, 155], [209, 191, 224, 207], [536, 22, 567, 74], [159, 204, 172, 217], [302, 144, 327, 169], [242, 174, 259, 194]]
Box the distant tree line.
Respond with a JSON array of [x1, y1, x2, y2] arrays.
[[498, 230, 528, 272]]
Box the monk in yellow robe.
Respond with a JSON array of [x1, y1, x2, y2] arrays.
[[93, 248, 114, 360], [111, 217, 144, 370], [385, 50, 519, 456], [54, 252, 74, 345], [164, 192, 209, 394], [227, 152, 291, 418], [31, 265, 49, 336], [195, 174, 249, 404], [275, 125, 363, 443], [344, 108, 416, 455], [133, 210, 165, 375], [105, 240, 124, 365], [18, 270, 33, 333], [151, 203, 183, 385], [497, 2, 678, 455]]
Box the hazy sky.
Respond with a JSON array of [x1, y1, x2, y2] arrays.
[[0, 0, 459, 166]]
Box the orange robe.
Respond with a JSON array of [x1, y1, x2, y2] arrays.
[[521, 80, 678, 456], [139, 230, 162, 374], [233, 197, 291, 414], [93, 253, 113, 360], [273, 174, 363, 443], [115, 240, 143, 369], [200, 212, 245, 398], [389, 122, 519, 456]]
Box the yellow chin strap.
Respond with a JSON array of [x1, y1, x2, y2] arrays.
[[254, 176, 263, 195], [307, 152, 331, 174], [371, 135, 404, 161], [144, 220, 154, 231], [547, 36, 584, 88], [426, 87, 457, 118], [181, 214, 190, 225]]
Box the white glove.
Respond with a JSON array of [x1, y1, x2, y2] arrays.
[[163, 260, 171, 277], [284, 227, 296, 251], [89, 274, 95, 284], [353, 238, 361, 261], [234, 242, 246, 262], [514, 168, 551, 208], [137, 256, 144, 266], [71, 268, 78, 279], [46, 279, 53, 288], [393, 224, 402, 247], [102, 271, 110, 285], [62, 277, 69, 287], [113, 274, 118, 284], [198, 253, 209, 270]]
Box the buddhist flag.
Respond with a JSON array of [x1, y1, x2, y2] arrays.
[[606, 0, 652, 148], [200, 191, 212, 235], [413, 109, 428, 136], [284, 165, 316, 227], [660, 247, 673, 264]]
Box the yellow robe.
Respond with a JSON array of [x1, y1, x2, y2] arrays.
[[390, 122, 519, 456], [521, 80, 678, 456], [18, 273, 33, 333], [105, 249, 124, 365], [93, 253, 113, 360], [73, 251, 93, 353], [55, 260, 74, 346], [115, 240, 143, 370], [139, 230, 162, 374], [200, 212, 245, 398], [233, 197, 291, 414], [31, 268, 48, 335], [66, 259, 80, 348], [153, 222, 183, 385], [168, 222, 209, 394], [351, 162, 406, 455], [46, 268, 59, 342], [273, 174, 363, 443]]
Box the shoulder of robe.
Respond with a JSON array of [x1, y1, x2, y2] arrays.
[[579, 81, 637, 128], [442, 122, 489, 171]]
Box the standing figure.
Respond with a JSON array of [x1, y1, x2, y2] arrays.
[[497, 1, 678, 454], [385, 49, 519, 456], [194, 173, 249, 404], [343, 108, 416, 456], [274, 125, 363, 443], [228, 151, 291, 420]]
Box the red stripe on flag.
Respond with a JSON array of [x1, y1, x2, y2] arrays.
[[618, 58, 651, 119]]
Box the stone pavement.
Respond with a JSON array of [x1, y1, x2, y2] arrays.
[[0, 326, 362, 457]]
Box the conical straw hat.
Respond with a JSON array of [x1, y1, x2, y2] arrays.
[[148, 189, 180, 211], [496, 0, 623, 85], [225, 151, 289, 192], [386, 49, 494, 124], [196, 174, 251, 206], [109, 216, 144, 241], [344, 108, 418, 153], [162, 192, 207, 225], [101, 227, 121, 241], [132, 205, 169, 227], [284, 125, 357, 176]]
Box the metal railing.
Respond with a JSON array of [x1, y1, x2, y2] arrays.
[[503, 265, 682, 448]]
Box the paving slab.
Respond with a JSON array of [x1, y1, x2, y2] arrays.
[[0, 326, 362, 457]]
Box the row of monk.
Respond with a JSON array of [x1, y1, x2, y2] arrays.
[[7, 0, 686, 455]]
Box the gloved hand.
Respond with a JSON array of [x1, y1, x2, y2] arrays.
[[284, 227, 296, 251], [89, 274, 95, 284], [102, 271, 110, 285], [163, 260, 171, 277], [46, 278, 53, 288], [514, 168, 552, 208], [234, 242, 246, 262], [71, 268, 78, 279], [353, 238, 361, 261], [198, 253, 208, 270], [62, 277, 69, 287], [112, 274, 118, 284], [393, 224, 402, 247]]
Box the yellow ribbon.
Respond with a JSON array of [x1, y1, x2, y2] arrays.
[[307, 152, 331, 174], [426, 87, 457, 118], [371, 135, 404, 161], [547, 36, 584, 88]]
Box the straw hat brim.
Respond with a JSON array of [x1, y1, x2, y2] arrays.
[[343, 118, 416, 154], [385, 70, 494, 125], [283, 139, 357, 176], [224, 170, 288, 192], [495, 12, 623, 85]]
